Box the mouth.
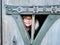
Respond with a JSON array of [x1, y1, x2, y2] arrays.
[[25, 23, 31, 26]]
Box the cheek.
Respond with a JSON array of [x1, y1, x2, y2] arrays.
[[30, 20, 32, 25], [23, 20, 25, 25], [24, 19, 26, 23]]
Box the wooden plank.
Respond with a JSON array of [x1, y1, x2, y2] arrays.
[[32, 15, 60, 45], [12, 14, 31, 45]]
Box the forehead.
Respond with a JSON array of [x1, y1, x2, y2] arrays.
[[23, 16, 32, 19]]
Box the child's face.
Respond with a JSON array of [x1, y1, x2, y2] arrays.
[[23, 16, 32, 27]]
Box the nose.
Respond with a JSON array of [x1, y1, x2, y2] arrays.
[[26, 19, 30, 22]]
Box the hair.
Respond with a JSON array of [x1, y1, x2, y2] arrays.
[[22, 16, 32, 19]]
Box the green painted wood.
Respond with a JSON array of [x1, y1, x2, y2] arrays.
[[12, 14, 31, 45], [5, 5, 60, 45], [5, 5, 60, 15], [0, 0, 1, 45], [32, 15, 60, 45]]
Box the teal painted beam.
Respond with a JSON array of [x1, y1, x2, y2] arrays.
[[12, 14, 31, 45], [32, 15, 60, 45], [0, 0, 1, 45], [5, 5, 60, 15]]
